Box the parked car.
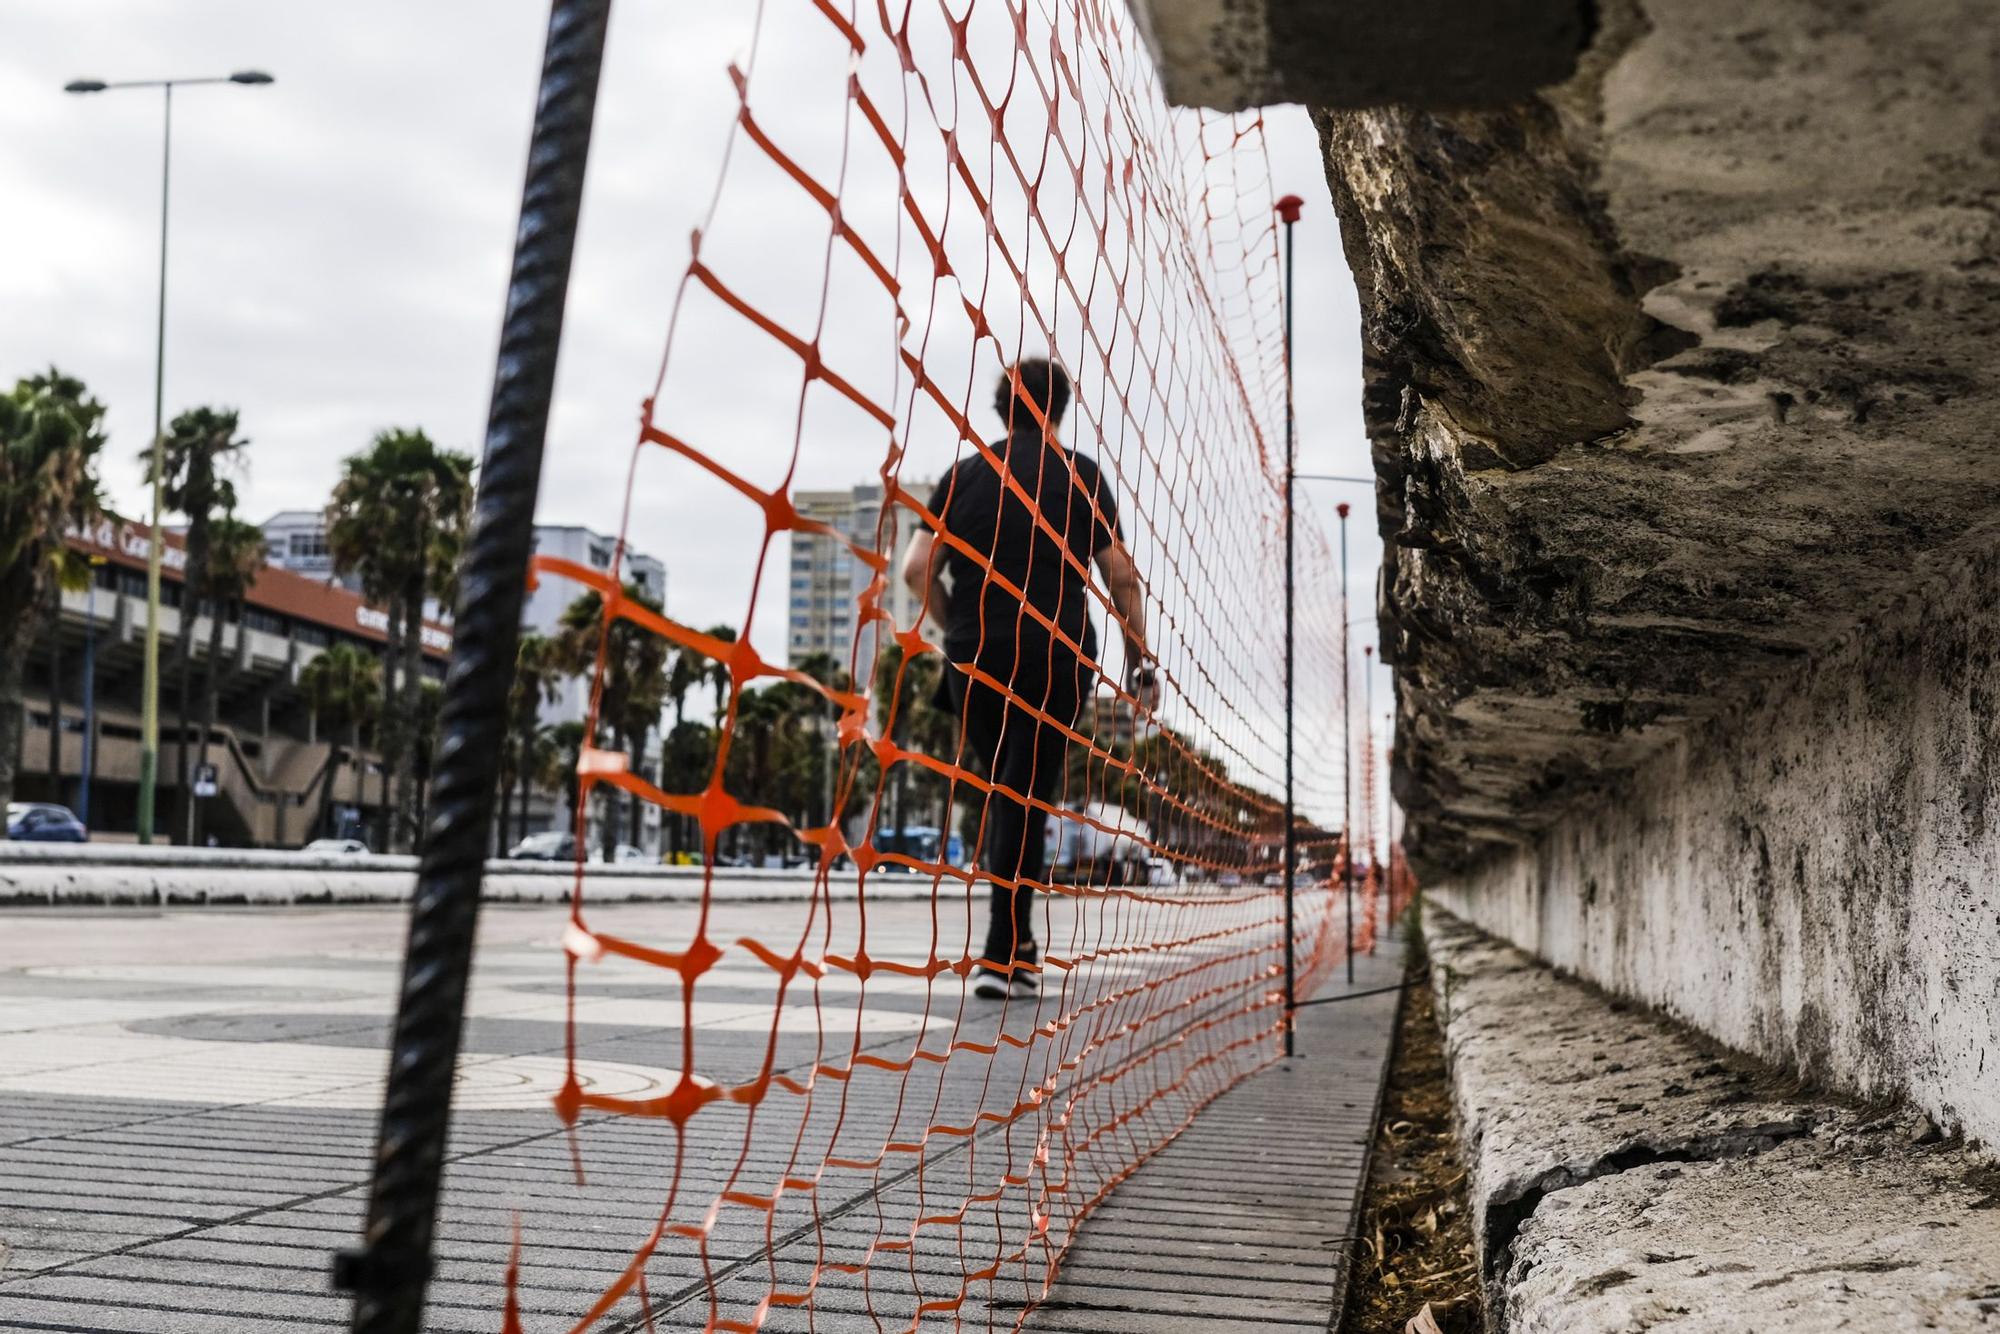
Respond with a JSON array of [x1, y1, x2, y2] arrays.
[[611, 844, 652, 865], [872, 825, 965, 871], [508, 831, 576, 861], [6, 803, 86, 842], [302, 837, 370, 855], [1049, 803, 1150, 886]]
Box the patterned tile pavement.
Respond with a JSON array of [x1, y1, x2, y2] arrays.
[[0, 896, 1400, 1331]]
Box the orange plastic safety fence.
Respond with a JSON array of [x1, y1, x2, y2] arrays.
[[1384, 766, 1418, 927], [506, 1, 1352, 1329], [1361, 651, 1380, 953]]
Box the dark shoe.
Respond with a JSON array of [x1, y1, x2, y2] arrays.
[[974, 967, 1010, 999]]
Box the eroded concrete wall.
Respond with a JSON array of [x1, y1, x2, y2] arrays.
[[1432, 546, 2000, 1147], [1128, 0, 1587, 112], [1425, 907, 2000, 1330], [1315, 0, 2000, 873]]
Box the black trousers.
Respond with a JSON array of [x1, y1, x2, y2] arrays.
[[949, 647, 1085, 968]]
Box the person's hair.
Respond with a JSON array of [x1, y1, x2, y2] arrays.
[[994, 357, 1070, 431]]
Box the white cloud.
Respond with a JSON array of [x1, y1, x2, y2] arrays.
[[0, 0, 1394, 832]]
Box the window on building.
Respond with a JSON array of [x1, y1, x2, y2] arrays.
[[288, 530, 328, 562]]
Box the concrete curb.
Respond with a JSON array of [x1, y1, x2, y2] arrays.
[[1423, 905, 2000, 1332], [0, 848, 936, 906]]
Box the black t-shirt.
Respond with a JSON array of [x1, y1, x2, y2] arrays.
[[926, 431, 1121, 670]]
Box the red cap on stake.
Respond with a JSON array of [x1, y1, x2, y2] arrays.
[[1336, 501, 1351, 518], [1275, 194, 1305, 224]]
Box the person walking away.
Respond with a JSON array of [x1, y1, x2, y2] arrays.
[[900, 358, 1156, 999]]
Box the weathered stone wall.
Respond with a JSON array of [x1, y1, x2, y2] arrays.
[[1432, 544, 2000, 1147], [1425, 906, 2000, 1330], [1316, 0, 2000, 875]]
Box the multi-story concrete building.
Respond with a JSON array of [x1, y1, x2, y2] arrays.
[[262, 511, 667, 742], [259, 509, 450, 623], [14, 517, 451, 846], [32, 511, 671, 853], [787, 482, 930, 675], [511, 525, 669, 854], [519, 525, 666, 732], [260, 509, 346, 587]]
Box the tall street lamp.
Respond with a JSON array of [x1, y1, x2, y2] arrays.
[[64, 69, 275, 843]]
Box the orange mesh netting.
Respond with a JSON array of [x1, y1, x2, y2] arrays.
[[509, 0, 1357, 1328]]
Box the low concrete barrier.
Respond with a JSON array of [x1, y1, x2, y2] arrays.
[[0, 843, 933, 906], [1424, 906, 2000, 1331]]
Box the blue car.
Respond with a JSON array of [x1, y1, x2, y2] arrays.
[[6, 802, 87, 842]]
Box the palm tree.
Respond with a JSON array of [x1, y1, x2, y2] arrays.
[[665, 647, 704, 729], [0, 372, 103, 819], [547, 720, 588, 830], [729, 685, 798, 863], [702, 624, 737, 719], [149, 406, 247, 842], [190, 512, 265, 844], [498, 719, 564, 852], [872, 644, 957, 852], [660, 645, 711, 854], [299, 641, 380, 842], [792, 651, 850, 835], [659, 719, 716, 858], [325, 429, 474, 851], [410, 677, 444, 834], [499, 633, 566, 851], [554, 584, 670, 859], [22, 372, 107, 802]]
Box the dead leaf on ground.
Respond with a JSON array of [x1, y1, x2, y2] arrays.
[[1404, 1302, 1446, 1334]]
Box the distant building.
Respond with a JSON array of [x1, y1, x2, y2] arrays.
[[787, 482, 931, 674], [520, 524, 667, 733], [16, 517, 452, 847], [513, 525, 669, 854], [259, 509, 446, 622], [260, 509, 346, 587], [258, 510, 671, 853], [1079, 690, 1139, 751]]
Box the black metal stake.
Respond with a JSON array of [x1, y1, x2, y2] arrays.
[[1275, 194, 1302, 1057], [335, 3, 611, 1329], [1338, 502, 1354, 985]]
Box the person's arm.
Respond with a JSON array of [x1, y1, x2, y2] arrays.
[[901, 528, 946, 629], [1094, 538, 1159, 707]]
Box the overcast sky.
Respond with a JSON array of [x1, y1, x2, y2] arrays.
[[1, 0, 1396, 830]]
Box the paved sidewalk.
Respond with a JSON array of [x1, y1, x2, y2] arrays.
[[0, 900, 1402, 1331], [1027, 940, 1405, 1333]]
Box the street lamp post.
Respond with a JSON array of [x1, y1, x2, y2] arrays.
[[64, 69, 274, 844], [80, 555, 105, 830], [1282, 475, 1374, 997], [1271, 188, 1380, 1018]]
